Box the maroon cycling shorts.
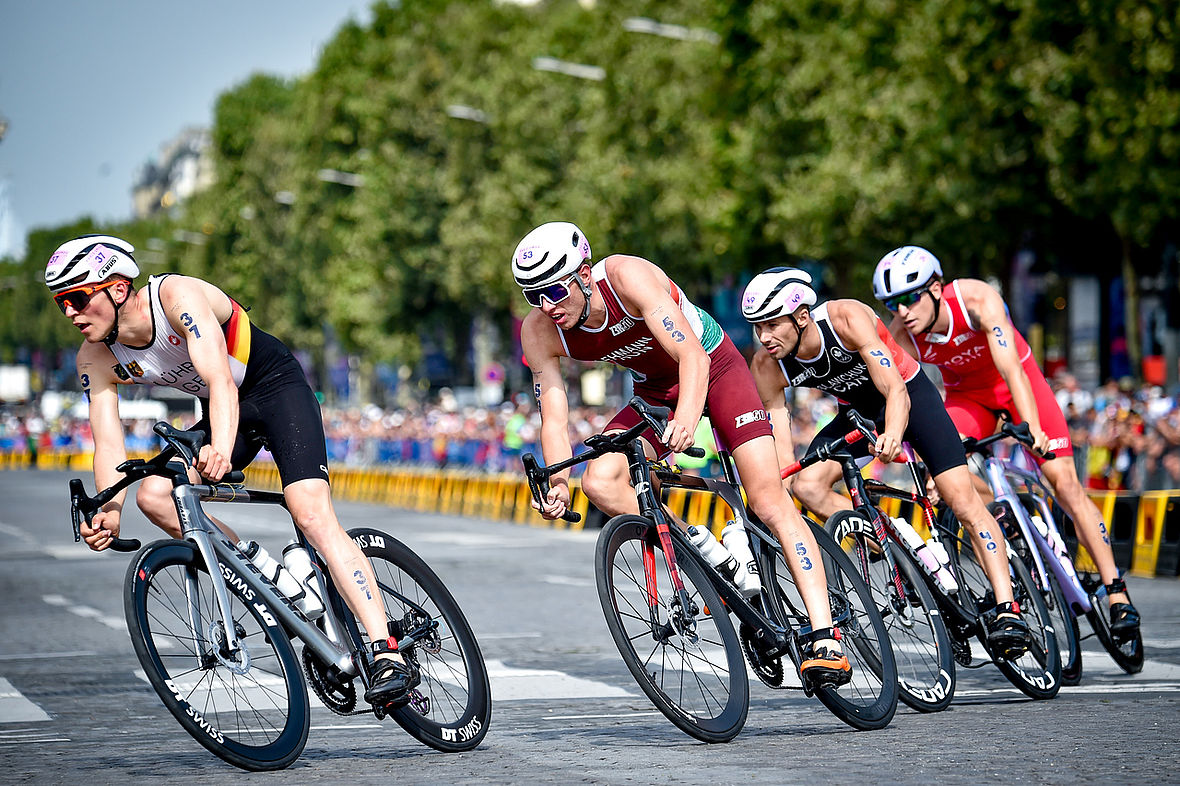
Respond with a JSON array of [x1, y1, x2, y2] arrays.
[[603, 334, 773, 457]]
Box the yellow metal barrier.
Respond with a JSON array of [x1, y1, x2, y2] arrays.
[[1132, 491, 1171, 578], [9, 450, 1179, 575]]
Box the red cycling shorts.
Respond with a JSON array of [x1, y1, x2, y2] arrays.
[[942, 354, 1072, 462], [604, 334, 773, 457]]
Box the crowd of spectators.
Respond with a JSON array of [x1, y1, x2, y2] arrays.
[[3, 369, 1180, 492]]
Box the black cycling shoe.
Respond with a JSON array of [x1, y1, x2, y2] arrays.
[[364, 638, 421, 708], [1106, 578, 1141, 638], [800, 627, 852, 689], [987, 602, 1032, 660]]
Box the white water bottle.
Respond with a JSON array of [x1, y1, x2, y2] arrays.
[[282, 541, 326, 620], [688, 525, 739, 582], [890, 517, 958, 593], [923, 539, 960, 593], [721, 521, 763, 598], [238, 540, 307, 610]]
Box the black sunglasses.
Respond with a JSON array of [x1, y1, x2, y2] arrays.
[[883, 285, 933, 312]]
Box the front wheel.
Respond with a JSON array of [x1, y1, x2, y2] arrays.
[[825, 511, 956, 712], [766, 521, 898, 730], [595, 515, 748, 743], [349, 528, 492, 752], [124, 540, 309, 771], [944, 521, 1062, 699], [1080, 573, 1145, 675]]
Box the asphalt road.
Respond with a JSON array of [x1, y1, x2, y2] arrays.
[[1, 468, 1178, 784]]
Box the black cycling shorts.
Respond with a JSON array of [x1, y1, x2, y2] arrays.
[[807, 372, 968, 478], [195, 330, 330, 487]]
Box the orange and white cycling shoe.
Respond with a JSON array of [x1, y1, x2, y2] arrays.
[[800, 627, 852, 688]]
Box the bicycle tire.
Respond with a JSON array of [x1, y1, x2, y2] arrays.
[[349, 528, 492, 752], [1080, 573, 1145, 675], [825, 510, 955, 712], [595, 514, 748, 743], [943, 521, 1062, 699], [1009, 495, 1083, 684], [766, 521, 898, 730], [124, 539, 309, 771]]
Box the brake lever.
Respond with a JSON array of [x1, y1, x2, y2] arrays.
[[521, 453, 580, 523]]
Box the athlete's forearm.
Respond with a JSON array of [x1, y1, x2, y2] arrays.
[[673, 352, 709, 431], [539, 420, 574, 487], [996, 363, 1042, 431], [206, 378, 240, 457]]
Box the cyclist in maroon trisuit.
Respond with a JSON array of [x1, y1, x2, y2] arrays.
[[513, 221, 851, 683]]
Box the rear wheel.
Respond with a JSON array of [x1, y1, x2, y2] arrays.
[[124, 540, 309, 771], [596, 515, 748, 743], [767, 522, 898, 729], [348, 528, 491, 752], [825, 510, 955, 712]]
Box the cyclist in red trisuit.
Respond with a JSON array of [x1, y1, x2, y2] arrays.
[[873, 246, 1139, 637], [513, 221, 851, 683]]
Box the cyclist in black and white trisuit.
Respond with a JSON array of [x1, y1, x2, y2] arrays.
[[45, 234, 416, 706], [741, 267, 1031, 656]]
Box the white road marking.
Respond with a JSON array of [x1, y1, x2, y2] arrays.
[[541, 575, 594, 587], [0, 678, 51, 723], [42, 595, 126, 633], [0, 522, 36, 545], [483, 659, 633, 700]]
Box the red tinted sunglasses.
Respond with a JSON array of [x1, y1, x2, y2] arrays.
[[53, 280, 120, 314]]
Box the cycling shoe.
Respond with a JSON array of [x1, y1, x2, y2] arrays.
[[987, 602, 1031, 660], [364, 638, 421, 708]]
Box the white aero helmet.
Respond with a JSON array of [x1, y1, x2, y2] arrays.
[[741, 267, 818, 322], [872, 245, 942, 301], [511, 221, 591, 289], [45, 235, 139, 293]]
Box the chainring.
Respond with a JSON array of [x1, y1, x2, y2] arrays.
[[303, 646, 358, 715], [740, 624, 785, 688]]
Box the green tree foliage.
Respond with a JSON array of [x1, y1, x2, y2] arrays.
[[3, 0, 1175, 389]]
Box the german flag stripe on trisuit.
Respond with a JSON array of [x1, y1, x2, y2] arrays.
[[222, 298, 252, 384]]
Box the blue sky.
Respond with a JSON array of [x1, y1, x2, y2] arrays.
[[0, 0, 372, 257]]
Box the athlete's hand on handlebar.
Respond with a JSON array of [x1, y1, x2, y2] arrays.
[[194, 444, 231, 482], [660, 418, 695, 454], [872, 430, 903, 464], [532, 481, 572, 521], [1028, 424, 1052, 457], [81, 509, 122, 552]]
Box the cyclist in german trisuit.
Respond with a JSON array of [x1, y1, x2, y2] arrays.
[[513, 222, 851, 684], [742, 268, 1032, 656], [46, 235, 418, 707], [873, 246, 1140, 637]]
